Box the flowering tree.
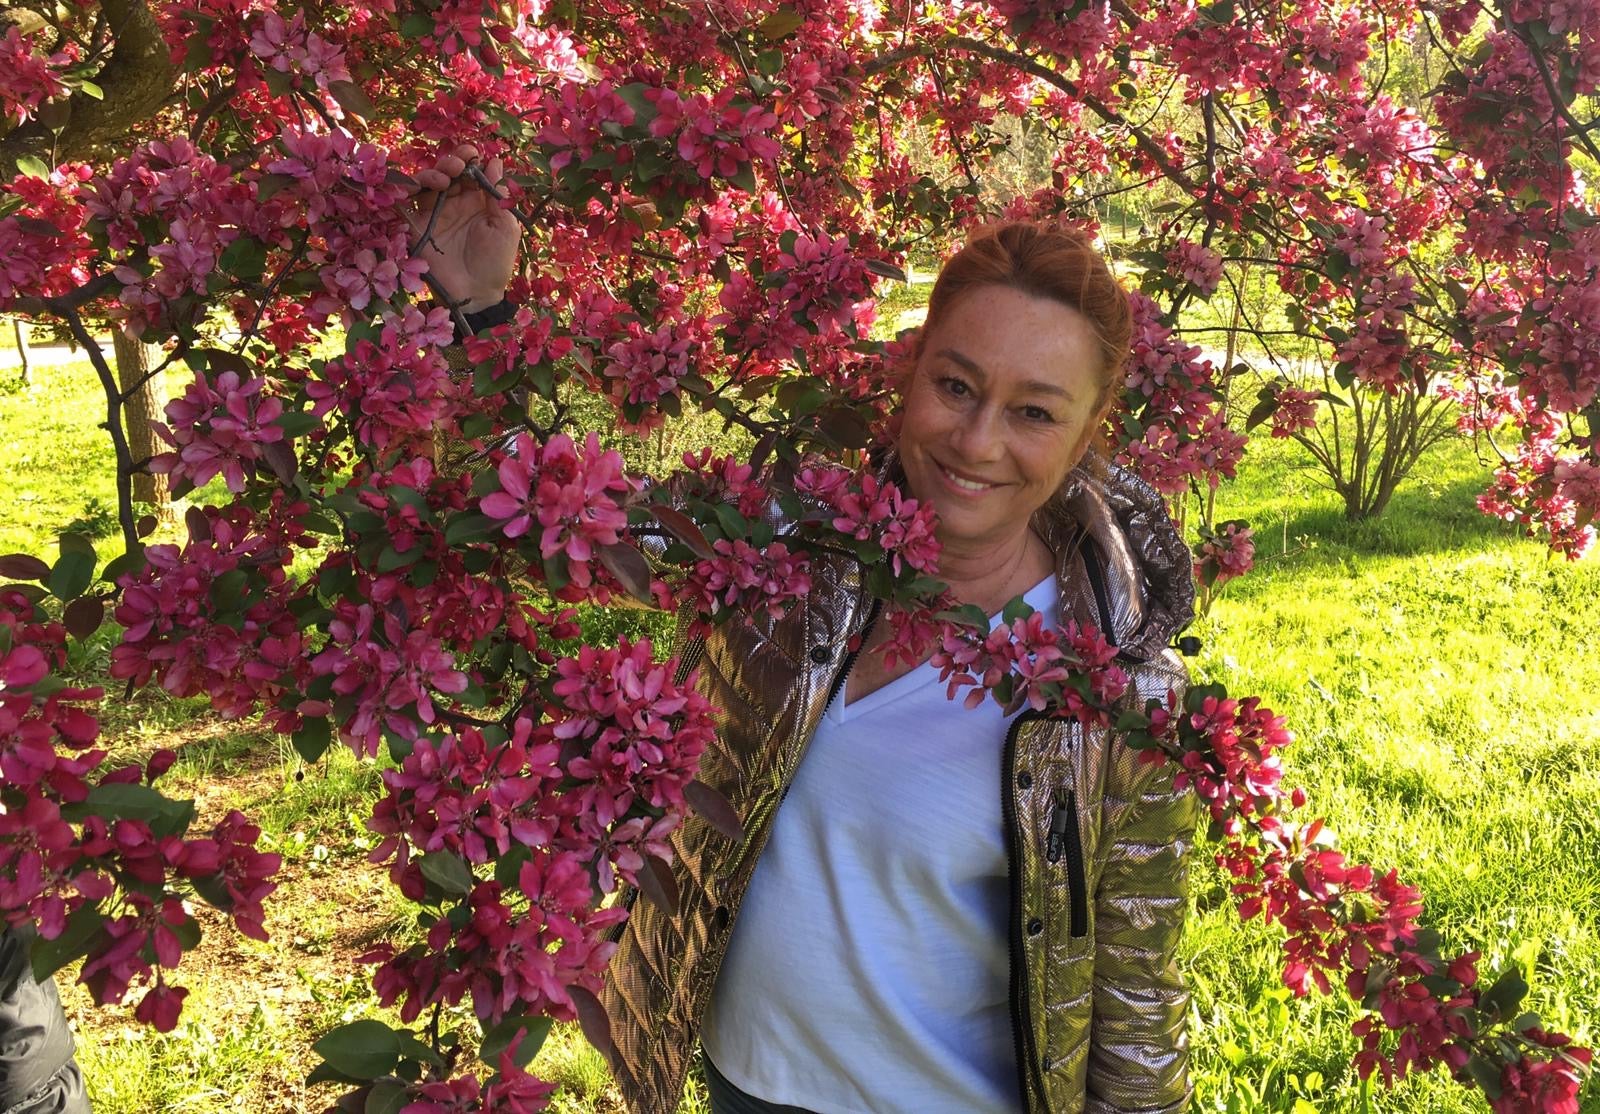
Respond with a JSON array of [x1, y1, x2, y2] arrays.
[[1, 0, 1596, 1110]]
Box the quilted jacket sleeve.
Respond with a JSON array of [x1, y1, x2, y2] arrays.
[[0, 925, 91, 1114], [1085, 651, 1200, 1114]]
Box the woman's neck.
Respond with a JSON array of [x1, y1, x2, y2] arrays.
[[936, 526, 1054, 615]]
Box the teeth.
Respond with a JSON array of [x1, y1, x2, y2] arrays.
[[941, 464, 994, 492]]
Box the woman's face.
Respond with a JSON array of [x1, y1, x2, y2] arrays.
[[897, 283, 1108, 552]]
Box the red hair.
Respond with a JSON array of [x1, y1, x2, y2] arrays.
[[911, 221, 1132, 409]]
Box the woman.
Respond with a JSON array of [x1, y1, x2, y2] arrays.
[[423, 174, 1199, 1112], [605, 223, 1197, 1114]]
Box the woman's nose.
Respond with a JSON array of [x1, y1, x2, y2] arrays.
[[948, 404, 1005, 463]]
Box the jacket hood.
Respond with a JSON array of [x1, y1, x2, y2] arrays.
[[1038, 461, 1196, 663]]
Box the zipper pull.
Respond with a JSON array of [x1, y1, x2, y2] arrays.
[[1046, 793, 1071, 863]]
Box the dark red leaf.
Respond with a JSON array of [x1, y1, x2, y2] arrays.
[[652, 506, 714, 560], [62, 596, 104, 640], [633, 854, 679, 917], [684, 779, 745, 842], [747, 429, 778, 474], [328, 80, 377, 121], [814, 406, 872, 449], [185, 507, 212, 543], [203, 349, 252, 378], [568, 985, 615, 1067], [261, 440, 297, 483], [0, 554, 51, 581], [136, 515, 158, 538], [863, 258, 907, 283], [598, 543, 655, 605]]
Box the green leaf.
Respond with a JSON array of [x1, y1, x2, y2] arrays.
[[395, 1030, 445, 1069], [758, 6, 804, 39], [1479, 968, 1528, 1021], [418, 851, 474, 895], [1000, 596, 1035, 625], [48, 551, 95, 601], [210, 568, 249, 610], [31, 905, 104, 980], [1465, 1051, 1504, 1099], [446, 512, 499, 545], [77, 80, 104, 100], [218, 237, 267, 282], [479, 1014, 552, 1068], [15, 155, 50, 180], [293, 717, 332, 763], [712, 502, 748, 541], [376, 545, 420, 572], [312, 1019, 401, 1081], [82, 783, 165, 820], [100, 546, 149, 584], [274, 410, 319, 437], [365, 1079, 408, 1114]]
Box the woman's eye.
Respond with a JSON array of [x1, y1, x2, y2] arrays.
[[940, 376, 971, 397], [1021, 405, 1055, 423]]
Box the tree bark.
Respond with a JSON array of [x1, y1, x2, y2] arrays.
[[11, 320, 27, 383], [0, 0, 177, 173], [112, 327, 172, 515]]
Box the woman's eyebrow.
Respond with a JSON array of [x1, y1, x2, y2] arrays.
[[935, 347, 985, 377], [935, 347, 1075, 402]]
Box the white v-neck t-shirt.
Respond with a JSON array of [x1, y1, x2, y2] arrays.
[[699, 574, 1060, 1114]]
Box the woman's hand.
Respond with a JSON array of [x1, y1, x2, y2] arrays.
[[408, 143, 521, 313]]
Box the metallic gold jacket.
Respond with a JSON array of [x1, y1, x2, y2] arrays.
[[601, 462, 1200, 1114]]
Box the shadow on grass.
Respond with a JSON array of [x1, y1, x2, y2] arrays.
[[1223, 470, 1525, 600]]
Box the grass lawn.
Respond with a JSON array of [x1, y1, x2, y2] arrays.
[[3, 360, 1597, 1112]]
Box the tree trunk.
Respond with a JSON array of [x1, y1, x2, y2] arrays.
[[112, 327, 172, 515], [11, 316, 29, 382]]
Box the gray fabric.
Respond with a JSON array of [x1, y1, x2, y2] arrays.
[[0, 927, 90, 1114]]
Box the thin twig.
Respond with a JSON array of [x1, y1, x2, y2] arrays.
[[57, 306, 139, 552], [239, 239, 308, 349]]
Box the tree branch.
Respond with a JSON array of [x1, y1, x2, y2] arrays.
[[0, 0, 177, 171]]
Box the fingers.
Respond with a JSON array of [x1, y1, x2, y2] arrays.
[[414, 169, 451, 192]]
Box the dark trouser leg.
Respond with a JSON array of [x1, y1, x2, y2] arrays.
[[701, 1051, 818, 1114]]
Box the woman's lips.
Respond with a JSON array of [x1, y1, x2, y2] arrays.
[[936, 460, 1000, 494]]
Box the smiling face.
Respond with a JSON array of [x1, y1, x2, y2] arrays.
[[897, 283, 1110, 553]]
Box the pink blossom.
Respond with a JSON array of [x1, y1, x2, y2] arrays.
[[150, 368, 286, 493], [480, 432, 631, 587]]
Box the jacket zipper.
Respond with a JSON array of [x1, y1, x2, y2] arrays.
[[822, 598, 882, 714], [1046, 787, 1089, 939], [1044, 723, 1087, 939], [1003, 709, 1050, 1112]]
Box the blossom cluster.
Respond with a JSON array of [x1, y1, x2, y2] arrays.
[[1, 588, 280, 1031], [1194, 520, 1256, 590], [480, 431, 635, 592]]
